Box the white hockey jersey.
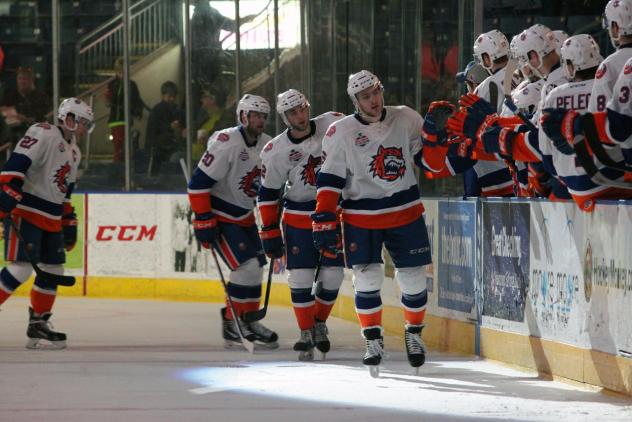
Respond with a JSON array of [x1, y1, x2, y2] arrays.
[[474, 66, 506, 112], [0, 122, 80, 231], [258, 112, 344, 229], [588, 45, 632, 112], [606, 57, 632, 149], [543, 79, 632, 210], [315, 106, 425, 229], [188, 126, 271, 226]]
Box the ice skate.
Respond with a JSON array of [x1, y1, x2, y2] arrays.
[[405, 324, 427, 374], [293, 328, 315, 361], [26, 307, 67, 350], [313, 319, 330, 359], [362, 326, 385, 378], [246, 320, 279, 349], [221, 307, 256, 349]]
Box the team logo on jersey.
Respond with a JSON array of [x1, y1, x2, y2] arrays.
[[264, 142, 274, 152], [332, 112, 343, 116], [300, 154, 322, 186], [289, 149, 303, 162], [239, 166, 261, 198], [355, 132, 370, 147], [57, 142, 66, 152], [239, 149, 250, 161], [595, 64, 607, 79], [53, 162, 71, 194], [217, 133, 230, 142], [369, 146, 406, 182], [625, 63, 632, 75], [326, 125, 336, 137]]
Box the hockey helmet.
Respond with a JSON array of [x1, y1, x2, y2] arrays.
[[347, 70, 383, 112], [560, 34, 603, 79], [57, 97, 95, 134], [604, 0, 632, 47], [276, 89, 310, 127], [236, 94, 270, 126], [473, 30, 509, 70]]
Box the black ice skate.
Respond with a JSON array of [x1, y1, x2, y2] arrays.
[[405, 323, 427, 374], [220, 307, 256, 350], [313, 319, 330, 359], [26, 307, 67, 350], [362, 326, 385, 378], [246, 320, 279, 349], [293, 328, 315, 361]]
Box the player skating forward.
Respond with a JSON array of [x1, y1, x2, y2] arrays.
[[312, 70, 432, 377], [257, 89, 345, 360], [187, 94, 279, 350], [0, 97, 92, 349]]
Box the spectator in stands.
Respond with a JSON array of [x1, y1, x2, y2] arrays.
[[194, 88, 231, 160], [0, 66, 51, 146], [105, 57, 144, 163], [146, 81, 186, 174], [190, 0, 255, 101]]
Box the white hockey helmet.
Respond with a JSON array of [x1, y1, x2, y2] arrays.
[[276, 89, 310, 127], [57, 97, 95, 133], [236, 94, 270, 126], [347, 70, 383, 111], [560, 34, 603, 79], [604, 0, 632, 47], [511, 27, 557, 78], [551, 30, 569, 55], [473, 30, 509, 70], [512, 80, 542, 116]]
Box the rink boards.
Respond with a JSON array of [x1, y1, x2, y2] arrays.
[[7, 194, 632, 396]]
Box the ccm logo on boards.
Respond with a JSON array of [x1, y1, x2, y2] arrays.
[[96, 225, 157, 241]]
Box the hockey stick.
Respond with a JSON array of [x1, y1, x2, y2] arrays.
[[210, 247, 255, 353], [8, 218, 76, 286], [242, 259, 274, 323], [310, 252, 324, 296], [179, 157, 254, 352]]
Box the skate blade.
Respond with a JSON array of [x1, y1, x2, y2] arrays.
[[26, 338, 66, 350], [413, 366, 420, 376], [314, 349, 327, 361], [298, 349, 314, 361], [254, 341, 279, 350], [367, 365, 380, 378]]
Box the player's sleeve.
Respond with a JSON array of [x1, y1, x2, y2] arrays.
[[0, 125, 48, 184], [257, 140, 287, 227], [405, 106, 423, 160], [588, 62, 612, 113], [187, 133, 232, 214], [602, 61, 632, 147], [315, 123, 346, 214]]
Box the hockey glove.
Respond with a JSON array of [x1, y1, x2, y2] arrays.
[[459, 93, 496, 116], [422, 101, 455, 146], [311, 212, 340, 259], [446, 107, 498, 141], [540, 108, 579, 155], [62, 212, 78, 251], [193, 213, 218, 249], [0, 179, 23, 219], [259, 225, 285, 259], [482, 126, 517, 159]]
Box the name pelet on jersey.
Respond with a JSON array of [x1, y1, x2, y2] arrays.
[[188, 126, 271, 226], [316, 106, 425, 229], [258, 112, 344, 229], [0, 123, 80, 231]]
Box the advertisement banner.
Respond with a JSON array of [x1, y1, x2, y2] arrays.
[[482, 202, 530, 322], [437, 200, 476, 313]]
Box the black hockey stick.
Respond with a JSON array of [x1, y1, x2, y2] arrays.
[[310, 252, 324, 296], [8, 219, 76, 286], [210, 247, 255, 353], [242, 259, 274, 323]]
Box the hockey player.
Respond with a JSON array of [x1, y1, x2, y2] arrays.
[[187, 94, 279, 349], [0, 97, 92, 349], [312, 70, 432, 376], [257, 89, 345, 360], [589, 0, 632, 113]]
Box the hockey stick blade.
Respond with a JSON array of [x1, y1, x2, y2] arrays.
[[242, 261, 274, 323], [8, 219, 76, 286]]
